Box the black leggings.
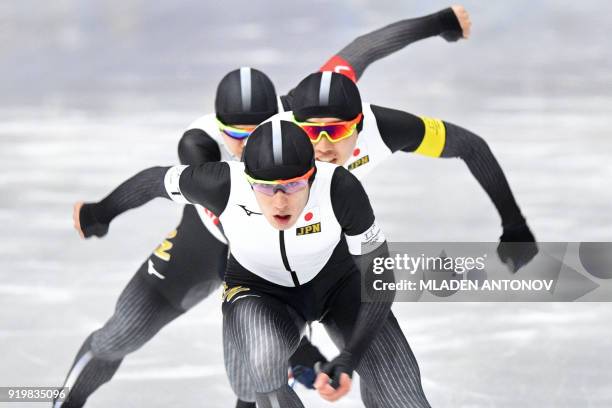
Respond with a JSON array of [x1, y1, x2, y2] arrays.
[[55, 205, 230, 407], [54, 273, 186, 407], [222, 271, 431, 408]]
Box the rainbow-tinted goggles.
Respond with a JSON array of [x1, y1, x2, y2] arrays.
[[293, 113, 362, 143], [216, 118, 258, 140], [245, 167, 315, 196]]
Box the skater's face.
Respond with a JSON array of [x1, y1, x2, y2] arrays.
[[307, 117, 358, 165], [253, 186, 310, 230], [221, 124, 257, 158]]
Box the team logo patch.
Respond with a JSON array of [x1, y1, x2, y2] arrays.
[[296, 222, 321, 236], [153, 229, 177, 262], [347, 155, 370, 170], [222, 284, 251, 302]]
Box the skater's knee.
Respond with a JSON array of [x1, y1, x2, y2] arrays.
[[90, 325, 150, 360], [244, 349, 287, 387]]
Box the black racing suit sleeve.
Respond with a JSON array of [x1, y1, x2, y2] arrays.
[[329, 166, 394, 374], [335, 7, 462, 81], [79, 163, 231, 238], [371, 104, 528, 229], [440, 122, 527, 229], [177, 129, 222, 165], [176, 162, 231, 214], [280, 8, 461, 110], [330, 166, 375, 235], [80, 166, 169, 237]]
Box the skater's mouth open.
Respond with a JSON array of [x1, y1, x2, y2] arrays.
[[274, 214, 291, 223]]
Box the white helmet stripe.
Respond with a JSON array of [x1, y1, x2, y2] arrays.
[[272, 119, 283, 165], [240, 67, 252, 111], [319, 71, 332, 106]]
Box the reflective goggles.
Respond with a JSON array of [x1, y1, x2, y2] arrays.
[[216, 118, 257, 140], [293, 113, 362, 143], [245, 167, 315, 196]]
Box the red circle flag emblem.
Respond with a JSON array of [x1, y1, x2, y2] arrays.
[[353, 148, 360, 157], [304, 212, 313, 221]]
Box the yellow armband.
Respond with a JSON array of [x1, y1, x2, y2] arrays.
[[414, 117, 446, 158]]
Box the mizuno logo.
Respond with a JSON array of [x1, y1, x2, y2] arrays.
[[147, 260, 165, 280], [237, 204, 262, 216], [348, 155, 370, 171]]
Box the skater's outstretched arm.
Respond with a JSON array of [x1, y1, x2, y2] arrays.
[[74, 163, 231, 238], [281, 6, 470, 110], [75, 119, 225, 237], [370, 104, 538, 270], [314, 167, 395, 401], [321, 5, 470, 82]]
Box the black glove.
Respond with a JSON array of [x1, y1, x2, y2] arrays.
[[79, 203, 109, 238], [497, 223, 538, 272], [289, 338, 328, 389], [438, 8, 463, 42], [318, 351, 355, 390]]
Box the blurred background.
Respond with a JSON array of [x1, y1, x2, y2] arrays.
[[1, 0, 611, 407]]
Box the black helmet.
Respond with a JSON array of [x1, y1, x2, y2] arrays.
[[291, 71, 362, 124], [215, 67, 278, 125], [243, 119, 315, 182]]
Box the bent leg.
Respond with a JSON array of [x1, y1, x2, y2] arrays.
[[56, 205, 228, 407], [357, 314, 431, 408], [223, 293, 305, 408], [55, 273, 183, 408], [360, 382, 381, 408], [325, 312, 430, 408], [322, 273, 431, 408], [223, 327, 256, 403]]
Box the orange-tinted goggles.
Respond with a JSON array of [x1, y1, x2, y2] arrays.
[[293, 113, 362, 143]]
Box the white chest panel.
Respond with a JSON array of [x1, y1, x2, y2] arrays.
[[342, 103, 393, 180], [219, 161, 342, 287]]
